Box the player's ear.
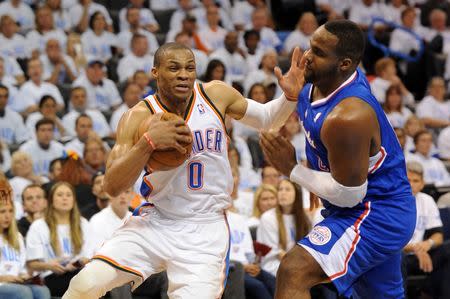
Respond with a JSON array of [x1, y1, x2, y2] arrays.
[[339, 58, 352, 72], [151, 67, 158, 80]]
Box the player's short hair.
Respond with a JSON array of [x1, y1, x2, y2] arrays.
[[406, 161, 424, 177], [324, 20, 365, 65], [35, 117, 55, 131], [153, 42, 193, 68]]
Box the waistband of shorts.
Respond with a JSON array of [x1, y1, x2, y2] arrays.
[[141, 205, 227, 223]]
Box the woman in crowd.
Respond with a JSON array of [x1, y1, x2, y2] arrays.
[[0, 175, 51, 299], [201, 59, 226, 83], [257, 179, 311, 276], [26, 95, 66, 140], [247, 184, 278, 231], [26, 181, 92, 297], [382, 84, 413, 129]]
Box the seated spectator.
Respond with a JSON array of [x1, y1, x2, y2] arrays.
[[197, 5, 227, 52], [66, 32, 87, 74], [47, 0, 71, 32], [261, 166, 280, 188], [257, 179, 310, 276], [382, 85, 413, 129], [247, 184, 278, 230], [64, 114, 95, 158], [191, 0, 233, 31], [174, 32, 208, 78], [26, 6, 67, 59], [80, 12, 117, 64], [280, 112, 306, 164], [231, 0, 264, 31], [41, 39, 78, 85], [406, 130, 450, 186], [243, 30, 264, 73], [116, 7, 159, 56], [0, 14, 27, 59], [17, 184, 47, 237], [43, 158, 62, 189], [62, 86, 112, 139], [248, 7, 282, 53], [416, 77, 450, 131], [72, 60, 122, 113], [0, 57, 20, 107], [26, 181, 92, 297], [394, 127, 407, 155], [26, 95, 66, 141], [229, 162, 256, 218], [348, 0, 386, 31], [0, 0, 35, 33], [119, 0, 159, 33], [0, 54, 25, 86], [244, 49, 281, 97], [404, 161, 450, 298], [0, 140, 11, 173], [169, 0, 196, 35], [83, 138, 107, 176], [132, 70, 153, 97], [0, 84, 29, 146], [110, 82, 141, 135], [284, 12, 317, 54], [150, 0, 180, 10], [9, 151, 48, 219], [201, 59, 226, 83], [81, 171, 109, 219], [19, 118, 65, 177], [209, 31, 248, 85], [70, 0, 113, 33], [404, 115, 426, 154], [382, 0, 409, 25], [0, 177, 51, 299], [438, 126, 450, 162], [315, 0, 351, 21], [17, 57, 65, 117], [370, 57, 415, 107], [117, 33, 154, 83]]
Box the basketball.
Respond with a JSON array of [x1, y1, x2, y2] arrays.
[[135, 112, 192, 171]]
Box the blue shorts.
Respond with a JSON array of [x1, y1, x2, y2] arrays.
[[298, 197, 416, 298]]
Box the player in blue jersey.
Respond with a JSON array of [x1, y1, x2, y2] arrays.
[[261, 20, 416, 298]]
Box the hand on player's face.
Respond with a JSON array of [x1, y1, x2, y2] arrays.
[[147, 113, 192, 153], [274, 47, 308, 100], [260, 131, 297, 177]]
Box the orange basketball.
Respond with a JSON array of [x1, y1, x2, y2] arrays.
[[135, 112, 192, 171]]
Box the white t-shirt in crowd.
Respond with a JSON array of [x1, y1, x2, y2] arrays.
[[26, 112, 64, 140], [19, 139, 65, 176], [284, 30, 311, 53], [227, 210, 255, 264], [62, 109, 111, 138], [0, 234, 27, 276], [150, 0, 179, 10], [119, 7, 158, 32], [89, 205, 131, 253], [315, 0, 352, 16], [0, 142, 11, 173], [63, 137, 84, 158], [0, 33, 28, 59], [438, 126, 450, 160], [231, 1, 254, 28], [40, 54, 78, 84], [109, 103, 128, 133], [26, 29, 67, 56], [117, 53, 154, 83], [191, 6, 234, 31], [9, 176, 32, 219], [2, 55, 24, 78], [257, 208, 296, 276], [72, 75, 122, 112], [69, 2, 112, 28], [0, 107, 29, 145], [17, 80, 65, 112], [116, 28, 159, 56], [385, 108, 413, 129], [348, 1, 385, 27], [0, 0, 35, 32], [369, 77, 415, 107], [416, 95, 450, 123], [406, 152, 450, 186], [408, 192, 443, 244], [233, 190, 255, 219], [209, 48, 248, 84], [198, 26, 227, 52], [254, 27, 282, 52], [53, 9, 72, 32], [81, 29, 117, 63]]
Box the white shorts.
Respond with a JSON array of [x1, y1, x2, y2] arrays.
[[93, 206, 230, 299]]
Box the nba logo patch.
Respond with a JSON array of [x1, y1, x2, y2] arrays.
[[308, 226, 332, 246], [197, 103, 205, 114]]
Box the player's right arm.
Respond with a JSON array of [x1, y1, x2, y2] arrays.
[[103, 103, 191, 197]]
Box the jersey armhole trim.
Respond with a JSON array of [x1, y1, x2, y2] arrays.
[[143, 99, 155, 114], [197, 82, 226, 127]]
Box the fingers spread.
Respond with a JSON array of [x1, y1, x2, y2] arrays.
[[274, 66, 283, 81]]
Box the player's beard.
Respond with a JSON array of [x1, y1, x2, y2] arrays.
[[305, 63, 339, 85]]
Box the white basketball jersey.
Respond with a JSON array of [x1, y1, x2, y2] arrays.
[[140, 82, 233, 221]]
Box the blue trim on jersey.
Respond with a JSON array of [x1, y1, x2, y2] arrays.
[[132, 202, 154, 216]]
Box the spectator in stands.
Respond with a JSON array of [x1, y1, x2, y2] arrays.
[[83, 137, 107, 176], [70, 0, 113, 33], [197, 5, 227, 52], [0, 84, 29, 146], [17, 184, 47, 237], [0, 141, 11, 173], [26, 95, 66, 141], [348, 0, 386, 31], [201, 59, 226, 83], [26, 6, 67, 59], [280, 112, 307, 164], [428, 8, 449, 42], [45, 158, 62, 185], [62, 87, 111, 139], [370, 57, 415, 107], [192, 0, 234, 31], [416, 77, 450, 130], [19, 118, 65, 177], [169, 0, 196, 34], [117, 7, 159, 56], [81, 11, 117, 64], [47, 0, 71, 32], [0, 0, 35, 33], [66, 33, 87, 74], [382, 0, 409, 25], [0, 56, 20, 102], [382, 84, 413, 129], [0, 15, 27, 59], [150, 0, 180, 10], [243, 30, 264, 73], [404, 161, 450, 298], [26, 181, 92, 297], [174, 31, 208, 77], [249, 7, 282, 53], [244, 49, 280, 97], [64, 114, 95, 158], [0, 54, 25, 86], [110, 82, 141, 134], [257, 179, 310, 276], [82, 171, 109, 219], [72, 60, 122, 113], [17, 57, 65, 117], [41, 39, 78, 85], [261, 166, 280, 187], [406, 130, 450, 186], [247, 184, 278, 230], [9, 151, 48, 219], [0, 177, 51, 299], [210, 31, 247, 85], [132, 70, 152, 96], [117, 33, 154, 83], [315, 0, 351, 21], [404, 115, 427, 153], [438, 126, 450, 162], [394, 127, 407, 154], [119, 0, 159, 33], [230, 155, 258, 217], [247, 83, 267, 104], [284, 12, 317, 54], [231, 0, 265, 31]]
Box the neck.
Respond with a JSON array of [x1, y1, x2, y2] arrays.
[[27, 211, 43, 222], [315, 71, 354, 100], [94, 28, 102, 35], [156, 90, 191, 116], [111, 205, 128, 219], [32, 78, 41, 85], [281, 204, 293, 214], [38, 142, 50, 150], [54, 210, 70, 224]]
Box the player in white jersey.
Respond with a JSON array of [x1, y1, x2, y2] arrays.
[[63, 43, 305, 299]]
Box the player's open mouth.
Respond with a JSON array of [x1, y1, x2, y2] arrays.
[[175, 85, 189, 92]]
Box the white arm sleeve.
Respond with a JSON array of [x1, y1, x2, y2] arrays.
[[290, 164, 367, 208], [238, 93, 297, 131]]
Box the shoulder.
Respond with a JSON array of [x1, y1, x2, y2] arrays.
[[325, 97, 377, 130], [202, 80, 241, 102], [89, 208, 107, 224], [29, 218, 48, 232], [260, 208, 277, 224], [416, 192, 435, 204]]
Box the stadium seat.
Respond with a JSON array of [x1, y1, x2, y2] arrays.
[[439, 207, 450, 240]]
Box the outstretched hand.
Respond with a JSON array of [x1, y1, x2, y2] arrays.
[[274, 47, 308, 100], [260, 131, 297, 177]]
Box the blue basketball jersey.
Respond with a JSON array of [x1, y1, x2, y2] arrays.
[[297, 68, 413, 209]]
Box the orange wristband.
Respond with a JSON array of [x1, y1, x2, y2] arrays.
[[143, 132, 155, 151]]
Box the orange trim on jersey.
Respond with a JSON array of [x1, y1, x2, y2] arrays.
[[217, 213, 231, 298], [144, 98, 155, 114], [153, 95, 168, 113], [93, 255, 144, 279], [197, 83, 226, 131], [184, 88, 196, 122]]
